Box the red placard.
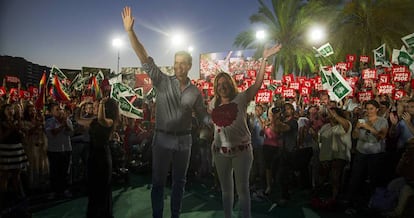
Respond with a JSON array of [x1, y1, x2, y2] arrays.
[[360, 56, 369, 63], [347, 62, 354, 71], [20, 90, 31, 99], [282, 74, 294, 84], [392, 66, 408, 74], [289, 82, 300, 90], [243, 79, 252, 90], [345, 77, 358, 87], [273, 79, 282, 86], [336, 62, 348, 70], [347, 54, 357, 63], [135, 74, 152, 93], [393, 71, 411, 82], [255, 90, 273, 103], [282, 88, 296, 98], [264, 72, 271, 80], [302, 80, 313, 88], [234, 74, 244, 81], [377, 84, 395, 94], [364, 79, 375, 88], [378, 74, 391, 84], [274, 86, 283, 94], [247, 70, 256, 78], [9, 88, 19, 102], [393, 90, 406, 100], [300, 86, 310, 96], [296, 76, 306, 83], [358, 91, 374, 102], [5, 75, 20, 83], [362, 69, 377, 80], [29, 87, 39, 98]]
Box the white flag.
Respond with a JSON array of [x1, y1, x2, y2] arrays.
[[392, 46, 414, 72], [320, 66, 352, 101], [373, 43, 389, 66], [316, 43, 334, 57], [401, 32, 414, 49]]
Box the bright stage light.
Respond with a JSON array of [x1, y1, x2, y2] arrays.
[[308, 25, 325, 44], [112, 38, 123, 48], [171, 34, 184, 46], [256, 30, 266, 41]]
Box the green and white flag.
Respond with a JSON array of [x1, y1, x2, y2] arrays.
[[320, 67, 336, 89], [315, 43, 334, 57], [110, 82, 137, 99], [330, 67, 352, 101], [49, 65, 70, 91], [392, 46, 414, 72], [401, 32, 414, 49], [110, 83, 144, 119], [49, 65, 68, 81], [145, 87, 157, 102], [320, 66, 352, 101], [109, 74, 122, 85], [373, 43, 391, 67], [267, 84, 277, 91], [118, 96, 144, 119], [96, 70, 105, 84], [134, 87, 144, 99], [69, 73, 89, 91]]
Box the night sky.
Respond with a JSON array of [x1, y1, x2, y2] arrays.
[[0, 0, 261, 79]]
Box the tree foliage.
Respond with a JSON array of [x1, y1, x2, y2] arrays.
[[234, 0, 339, 76], [234, 0, 414, 75], [331, 0, 414, 66]]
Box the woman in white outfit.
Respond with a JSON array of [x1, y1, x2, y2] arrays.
[[210, 44, 282, 218]]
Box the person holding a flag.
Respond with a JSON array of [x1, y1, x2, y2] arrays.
[[122, 6, 211, 218]]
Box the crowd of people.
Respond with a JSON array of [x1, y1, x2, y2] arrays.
[[1, 5, 414, 218]]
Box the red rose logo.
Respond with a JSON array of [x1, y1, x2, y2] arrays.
[[212, 103, 238, 127]]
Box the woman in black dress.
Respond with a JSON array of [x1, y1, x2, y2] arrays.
[[86, 97, 119, 218]]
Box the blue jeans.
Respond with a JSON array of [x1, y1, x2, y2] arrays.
[[151, 143, 191, 218]]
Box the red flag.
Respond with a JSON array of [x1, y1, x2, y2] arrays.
[[35, 72, 47, 110]]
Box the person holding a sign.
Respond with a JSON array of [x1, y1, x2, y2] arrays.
[[209, 44, 282, 218], [122, 7, 211, 218]]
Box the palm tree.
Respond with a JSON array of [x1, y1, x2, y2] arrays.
[[331, 0, 414, 68], [233, 0, 339, 77]]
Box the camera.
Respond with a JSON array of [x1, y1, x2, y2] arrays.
[[271, 107, 285, 120], [271, 107, 281, 114]]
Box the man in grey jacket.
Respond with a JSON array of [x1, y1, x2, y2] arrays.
[[122, 6, 210, 218]]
